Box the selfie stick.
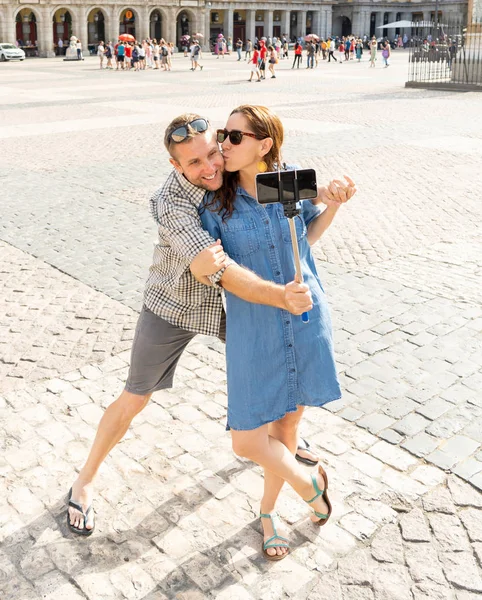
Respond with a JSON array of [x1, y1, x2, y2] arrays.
[[278, 171, 309, 324]]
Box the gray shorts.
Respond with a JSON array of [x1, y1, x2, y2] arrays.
[[125, 306, 225, 396]]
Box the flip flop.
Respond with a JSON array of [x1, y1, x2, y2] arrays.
[[67, 488, 95, 536], [295, 438, 319, 466]]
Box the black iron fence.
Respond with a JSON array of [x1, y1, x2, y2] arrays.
[[406, 19, 482, 90]]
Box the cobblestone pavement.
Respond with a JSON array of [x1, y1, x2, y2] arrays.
[[1, 52, 481, 599]]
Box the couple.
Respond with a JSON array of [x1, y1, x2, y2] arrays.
[[67, 106, 356, 561]]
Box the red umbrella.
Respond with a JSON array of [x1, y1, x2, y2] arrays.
[[119, 34, 135, 42], [304, 34, 319, 42], [194, 33, 204, 38]]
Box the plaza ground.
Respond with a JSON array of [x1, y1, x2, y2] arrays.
[[1, 50, 482, 599]]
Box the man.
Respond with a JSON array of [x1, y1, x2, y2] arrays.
[[116, 41, 125, 70], [245, 39, 252, 61], [236, 38, 243, 61], [259, 39, 267, 79], [328, 38, 337, 62], [67, 114, 341, 535], [190, 40, 203, 71], [306, 41, 315, 69]]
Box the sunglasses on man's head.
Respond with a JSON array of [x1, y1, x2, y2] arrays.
[[216, 129, 263, 145], [169, 118, 209, 143]]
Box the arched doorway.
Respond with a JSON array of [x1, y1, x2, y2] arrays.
[[177, 11, 191, 45], [342, 16, 352, 37], [120, 8, 136, 38], [15, 9, 38, 49], [88, 9, 105, 44], [52, 9, 72, 54], [150, 10, 162, 41], [333, 15, 352, 37]]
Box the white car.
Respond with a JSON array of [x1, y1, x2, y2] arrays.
[[0, 43, 26, 61]]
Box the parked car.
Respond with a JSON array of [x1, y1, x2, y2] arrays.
[[0, 43, 25, 61]]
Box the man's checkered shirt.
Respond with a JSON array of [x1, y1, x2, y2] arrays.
[[144, 168, 232, 337]]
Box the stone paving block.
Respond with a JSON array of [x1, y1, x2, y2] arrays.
[[372, 564, 413, 600], [392, 413, 431, 437], [452, 458, 482, 482], [415, 397, 452, 421], [348, 498, 398, 527], [370, 522, 404, 564], [381, 398, 419, 420], [401, 432, 440, 457], [400, 507, 431, 542], [378, 428, 404, 445], [426, 436, 480, 471], [459, 508, 482, 542], [412, 582, 456, 600], [337, 549, 375, 586], [345, 450, 385, 479], [410, 465, 446, 487], [338, 407, 364, 423], [439, 552, 482, 593], [404, 542, 446, 586], [368, 440, 418, 472], [428, 513, 472, 552], [422, 486, 456, 514], [356, 413, 395, 435], [381, 468, 428, 503], [181, 554, 230, 593], [338, 512, 377, 542], [470, 471, 482, 492]]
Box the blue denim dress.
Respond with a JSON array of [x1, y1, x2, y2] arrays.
[[200, 187, 341, 431]]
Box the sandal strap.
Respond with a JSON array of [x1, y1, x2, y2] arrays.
[[305, 474, 324, 504], [260, 513, 290, 550], [68, 500, 93, 519], [313, 511, 329, 519], [264, 536, 290, 549]]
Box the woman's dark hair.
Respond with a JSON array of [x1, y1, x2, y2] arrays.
[[204, 105, 284, 220]]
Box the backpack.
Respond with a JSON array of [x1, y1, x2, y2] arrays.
[[132, 47, 139, 58], [161, 46, 168, 57]]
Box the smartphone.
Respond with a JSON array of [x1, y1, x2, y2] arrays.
[[256, 168, 317, 205]]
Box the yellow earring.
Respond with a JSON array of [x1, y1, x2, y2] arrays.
[[257, 160, 268, 173]]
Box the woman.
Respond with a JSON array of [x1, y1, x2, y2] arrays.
[[131, 43, 140, 71], [292, 42, 302, 68], [268, 45, 277, 78], [369, 37, 377, 67], [97, 41, 105, 69], [105, 42, 113, 69], [382, 41, 391, 67], [355, 38, 363, 62], [153, 39, 160, 69], [248, 44, 261, 82], [192, 106, 356, 561]]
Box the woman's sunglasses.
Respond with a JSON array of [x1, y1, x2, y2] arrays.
[[169, 118, 209, 143], [216, 129, 263, 145]]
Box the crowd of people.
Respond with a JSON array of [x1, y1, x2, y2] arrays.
[[242, 33, 396, 80], [92, 31, 401, 75], [95, 37, 204, 71]]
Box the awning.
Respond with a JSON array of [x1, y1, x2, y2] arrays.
[[377, 20, 435, 29]]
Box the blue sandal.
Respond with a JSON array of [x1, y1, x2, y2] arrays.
[[305, 466, 332, 527], [260, 512, 290, 561]]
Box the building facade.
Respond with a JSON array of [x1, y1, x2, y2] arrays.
[[0, 0, 468, 57]]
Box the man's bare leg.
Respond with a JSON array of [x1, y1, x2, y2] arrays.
[[68, 389, 151, 530]]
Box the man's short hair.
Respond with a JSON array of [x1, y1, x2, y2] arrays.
[[164, 113, 208, 158]]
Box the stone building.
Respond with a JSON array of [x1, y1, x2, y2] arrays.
[[0, 0, 467, 57]]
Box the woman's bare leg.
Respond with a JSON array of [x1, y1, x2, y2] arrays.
[[260, 407, 305, 556], [231, 413, 329, 555]]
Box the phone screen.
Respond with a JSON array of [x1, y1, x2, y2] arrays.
[[256, 169, 317, 204]]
